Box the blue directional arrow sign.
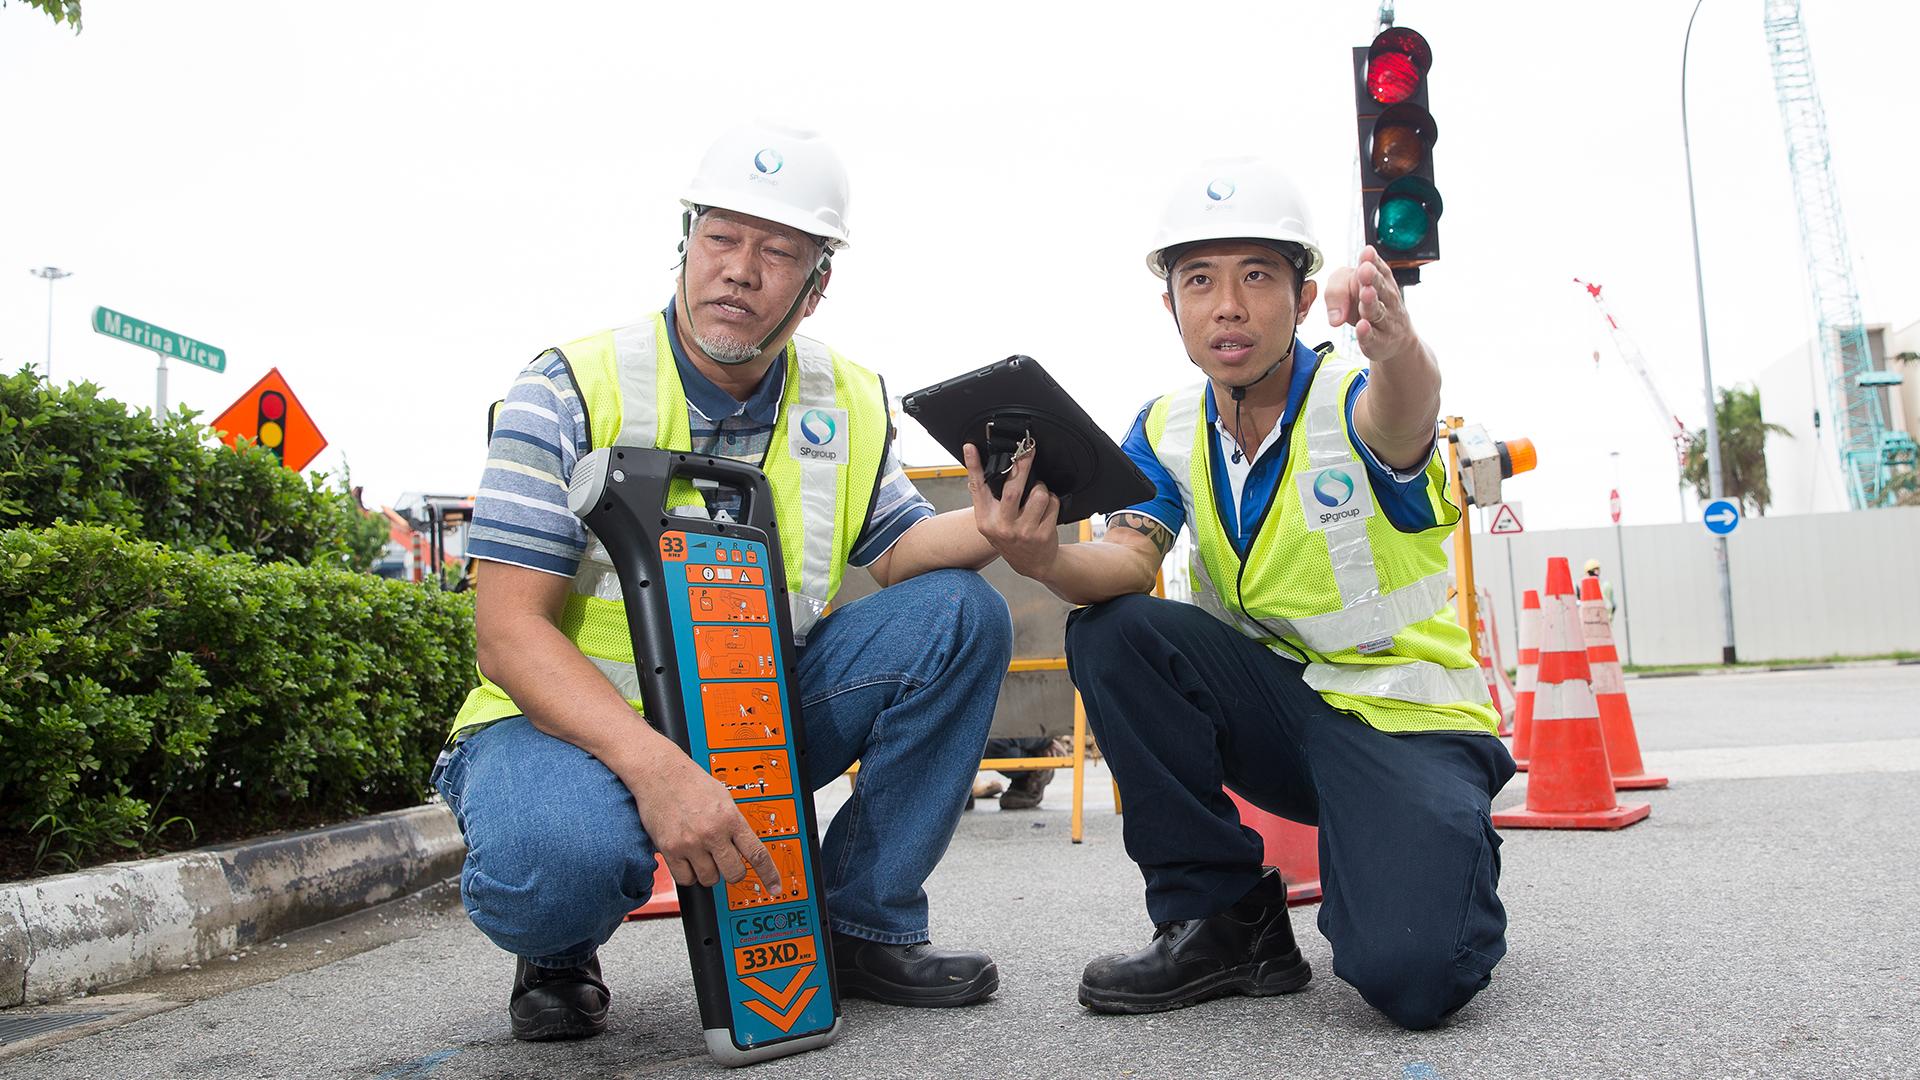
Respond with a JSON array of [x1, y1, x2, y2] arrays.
[[1702, 499, 1741, 536]]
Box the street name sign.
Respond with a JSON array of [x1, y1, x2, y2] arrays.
[[1702, 498, 1741, 536], [92, 307, 226, 373]]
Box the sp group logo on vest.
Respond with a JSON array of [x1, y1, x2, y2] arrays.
[[1296, 465, 1375, 533], [1312, 468, 1354, 508], [788, 405, 849, 466]]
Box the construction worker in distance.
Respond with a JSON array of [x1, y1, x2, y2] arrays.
[[1583, 558, 1618, 618], [968, 158, 1515, 1029], [438, 122, 1014, 1042]]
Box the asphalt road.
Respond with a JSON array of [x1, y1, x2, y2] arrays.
[[4, 666, 1916, 1079]]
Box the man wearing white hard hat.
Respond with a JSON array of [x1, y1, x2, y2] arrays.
[[441, 123, 1010, 1040], [971, 159, 1513, 1029], [1584, 558, 1617, 618]]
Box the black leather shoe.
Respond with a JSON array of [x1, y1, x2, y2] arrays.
[[832, 932, 999, 1007], [999, 770, 1054, 810], [1079, 868, 1310, 1014], [511, 954, 610, 1041]]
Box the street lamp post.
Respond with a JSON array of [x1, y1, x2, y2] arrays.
[[1682, 0, 1738, 664], [28, 267, 73, 383]]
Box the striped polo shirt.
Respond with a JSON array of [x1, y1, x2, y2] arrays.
[[468, 305, 934, 578]]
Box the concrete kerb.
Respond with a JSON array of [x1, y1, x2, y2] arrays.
[[0, 803, 462, 1008], [1625, 656, 1920, 680]]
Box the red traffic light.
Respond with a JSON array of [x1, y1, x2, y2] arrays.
[[1366, 27, 1432, 105], [260, 391, 286, 422]]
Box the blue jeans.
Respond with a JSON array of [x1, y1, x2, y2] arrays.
[[1065, 593, 1516, 1030], [433, 568, 1011, 966]]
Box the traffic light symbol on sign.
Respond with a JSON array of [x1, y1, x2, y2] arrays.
[[209, 367, 328, 472], [1354, 26, 1442, 281], [258, 391, 287, 461]]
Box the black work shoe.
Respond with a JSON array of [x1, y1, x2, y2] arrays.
[[511, 954, 610, 1041], [999, 770, 1054, 811], [832, 932, 999, 1007], [1078, 868, 1310, 1014]]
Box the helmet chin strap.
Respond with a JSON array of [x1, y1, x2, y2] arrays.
[[678, 208, 832, 367], [1168, 280, 1288, 464]]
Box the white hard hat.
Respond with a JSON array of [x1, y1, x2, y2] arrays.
[[681, 121, 852, 249], [1146, 157, 1323, 280], [1584, 559, 1602, 574]]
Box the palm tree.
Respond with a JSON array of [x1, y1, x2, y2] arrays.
[[1683, 383, 1790, 515]]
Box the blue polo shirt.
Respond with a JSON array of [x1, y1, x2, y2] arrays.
[[1118, 340, 1443, 557]]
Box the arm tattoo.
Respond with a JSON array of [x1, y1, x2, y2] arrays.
[[1107, 513, 1174, 557]]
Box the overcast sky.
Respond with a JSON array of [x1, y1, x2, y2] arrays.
[[5, 1, 1915, 532]]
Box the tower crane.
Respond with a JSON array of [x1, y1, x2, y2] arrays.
[[1764, 0, 1919, 507], [1576, 277, 1691, 464]]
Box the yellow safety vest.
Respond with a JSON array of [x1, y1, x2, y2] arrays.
[[449, 311, 889, 739], [1144, 354, 1497, 735]]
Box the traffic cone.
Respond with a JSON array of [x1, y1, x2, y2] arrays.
[[1479, 588, 1520, 736], [1226, 789, 1321, 906], [1580, 576, 1668, 790], [1492, 558, 1650, 830], [1510, 590, 1542, 771], [1474, 604, 1511, 736], [625, 855, 682, 920]]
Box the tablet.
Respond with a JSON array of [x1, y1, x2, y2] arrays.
[[901, 356, 1154, 526]]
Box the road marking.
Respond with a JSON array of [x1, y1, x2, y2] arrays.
[[374, 1049, 459, 1080]]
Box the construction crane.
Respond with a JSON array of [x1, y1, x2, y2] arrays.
[[1763, 0, 1919, 508], [1575, 280, 1693, 517]]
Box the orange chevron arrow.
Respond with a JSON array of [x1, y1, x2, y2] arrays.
[[742, 986, 819, 1033], [740, 964, 814, 1010]]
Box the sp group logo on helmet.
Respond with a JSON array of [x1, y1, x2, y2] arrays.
[[754, 148, 784, 175], [1206, 178, 1237, 202], [800, 408, 836, 446], [1312, 468, 1356, 508]]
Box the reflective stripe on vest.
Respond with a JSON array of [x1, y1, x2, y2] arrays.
[[448, 312, 886, 739], [1146, 357, 1491, 724], [1151, 385, 1275, 646], [567, 321, 850, 637]]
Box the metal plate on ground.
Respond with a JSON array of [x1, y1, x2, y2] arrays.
[[0, 1012, 113, 1044]]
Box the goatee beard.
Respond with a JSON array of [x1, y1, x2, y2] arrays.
[[693, 331, 761, 366]]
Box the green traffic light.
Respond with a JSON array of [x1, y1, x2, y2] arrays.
[[1377, 197, 1430, 251]]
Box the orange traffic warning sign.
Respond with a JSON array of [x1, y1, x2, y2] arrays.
[[209, 367, 328, 471]]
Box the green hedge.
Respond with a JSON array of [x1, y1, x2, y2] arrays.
[[1, 524, 475, 868], [0, 368, 385, 570]]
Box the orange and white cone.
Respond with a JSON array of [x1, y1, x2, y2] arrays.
[[1580, 576, 1668, 790], [1226, 790, 1322, 905], [1510, 590, 1542, 771], [1475, 607, 1510, 736], [1492, 558, 1651, 830]]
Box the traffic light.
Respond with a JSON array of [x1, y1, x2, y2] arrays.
[[1353, 26, 1442, 285], [257, 390, 287, 461]]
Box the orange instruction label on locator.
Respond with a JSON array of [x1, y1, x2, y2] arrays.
[[701, 682, 784, 748], [693, 626, 777, 679], [726, 838, 809, 909], [711, 749, 793, 801]]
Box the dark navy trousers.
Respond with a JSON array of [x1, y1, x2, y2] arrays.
[[1066, 594, 1517, 1030]]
